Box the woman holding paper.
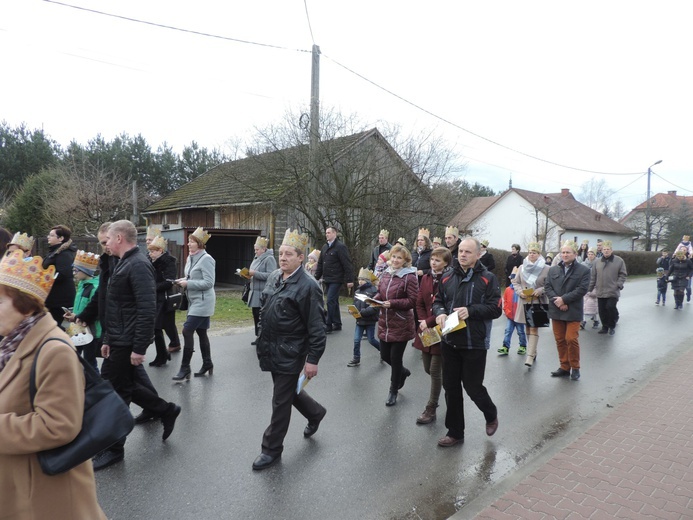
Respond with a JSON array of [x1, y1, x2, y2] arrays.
[[512, 242, 550, 367], [373, 244, 419, 407]]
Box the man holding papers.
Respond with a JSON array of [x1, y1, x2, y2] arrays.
[[432, 237, 503, 447]]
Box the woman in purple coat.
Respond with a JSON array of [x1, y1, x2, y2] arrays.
[[374, 244, 419, 407]]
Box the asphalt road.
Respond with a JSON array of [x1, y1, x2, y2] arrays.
[[95, 277, 688, 520]]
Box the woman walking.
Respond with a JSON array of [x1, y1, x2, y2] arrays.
[[247, 236, 276, 345], [373, 244, 419, 406], [513, 242, 550, 367], [148, 236, 179, 366], [173, 227, 216, 380]]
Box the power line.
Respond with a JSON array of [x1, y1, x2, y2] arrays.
[[303, 0, 315, 45], [652, 172, 693, 195]]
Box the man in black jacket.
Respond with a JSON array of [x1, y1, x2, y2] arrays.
[[92, 220, 181, 471], [42, 224, 77, 327], [315, 226, 354, 333], [432, 237, 502, 447], [253, 229, 327, 471], [367, 229, 392, 270], [505, 244, 524, 282]]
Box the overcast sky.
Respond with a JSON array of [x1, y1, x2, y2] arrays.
[[2, 0, 691, 212]]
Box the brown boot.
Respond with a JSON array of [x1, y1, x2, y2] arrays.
[[416, 405, 437, 424]]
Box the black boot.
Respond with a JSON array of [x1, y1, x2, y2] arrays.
[[194, 330, 214, 377], [172, 347, 194, 381], [386, 386, 398, 407], [398, 368, 411, 390]]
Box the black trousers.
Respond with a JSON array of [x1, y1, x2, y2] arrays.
[[252, 307, 261, 336], [597, 297, 619, 329], [261, 372, 325, 457], [101, 346, 170, 452], [441, 343, 496, 440], [379, 340, 408, 390], [162, 311, 180, 347]]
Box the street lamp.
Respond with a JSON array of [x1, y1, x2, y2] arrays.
[[645, 160, 663, 251]]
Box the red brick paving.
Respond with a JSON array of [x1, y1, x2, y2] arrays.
[[474, 348, 693, 519]]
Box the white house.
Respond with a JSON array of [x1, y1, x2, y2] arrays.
[[450, 188, 636, 253]]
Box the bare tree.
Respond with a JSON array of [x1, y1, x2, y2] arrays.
[[577, 177, 614, 211]]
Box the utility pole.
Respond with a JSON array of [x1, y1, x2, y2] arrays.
[[645, 160, 662, 251], [309, 44, 320, 174]]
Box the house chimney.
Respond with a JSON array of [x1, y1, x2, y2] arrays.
[[561, 189, 570, 196], [668, 190, 677, 196]]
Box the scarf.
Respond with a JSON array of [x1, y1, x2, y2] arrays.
[[0, 312, 45, 373], [521, 255, 546, 288]]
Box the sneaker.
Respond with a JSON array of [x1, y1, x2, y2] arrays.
[[592, 320, 600, 329], [655, 301, 659, 305], [662, 302, 666, 306], [347, 358, 360, 367], [497, 346, 509, 355], [580, 321, 586, 329], [517, 346, 526, 355]]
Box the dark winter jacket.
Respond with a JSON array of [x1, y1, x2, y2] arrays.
[[76, 253, 115, 333], [432, 261, 502, 350], [544, 260, 590, 322], [657, 276, 668, 292], [413, 248, 432, 279], [368, 242, 393, 270], [102, 246, 156, 355], [152, 251, 178, 328], [413, 269, 447, 354], [667, 258, 693, 291], [42, 240, 77, 309], [479, 251, 496, 272], [353, 282, 379, 326], [315, 238, 354, 284], [374, 267, 418, 343], [257, 267, 326, 374], [505, 253, 524, 281]]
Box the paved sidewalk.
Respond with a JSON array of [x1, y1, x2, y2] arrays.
[[472, 347, 693, 519]]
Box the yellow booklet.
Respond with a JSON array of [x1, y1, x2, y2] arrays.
[[354, 293, 385, 307], [441, 313, 467, 335], [235, 267, 251, 279], [522, 288, 535, 297], [347, 305, 362, 319], [419, 326, 442, 347]]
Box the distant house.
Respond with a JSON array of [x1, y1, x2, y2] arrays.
[[620, 190, 693, 251], [142, 128, 421, 284], [449, 188, 636, 253]]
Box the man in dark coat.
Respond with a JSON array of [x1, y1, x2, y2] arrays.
[[92, 220, 181, 471], [505, 244, 524, 282], [545, 240, 591, 381], [432, 237, 503, 448], [42, 224, 77, 327], [367, 229, 393, 270], [444, 225, 462, 269], [253, 229, 327, 471], [315, 226, 354, 333]]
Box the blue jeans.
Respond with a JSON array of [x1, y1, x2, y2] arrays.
[[324, 283, 342, 328], [502, 319, 526, 347], [353, 323, 380, 359], [657, 289, 667, 304]]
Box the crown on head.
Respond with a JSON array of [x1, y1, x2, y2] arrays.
[[418, 228, 430, 238], [527, 242, 541, 253], [192, 227, 211, 245], [602, 240, 613, 248], [146, 226, 162, 239], [254, 236, 268, 248], [432, 236, 442, 244], [357, 267, 377, 283], [379, 229, 389, 238], [0, 250, 56, 303], [445, 226, 459, 238], [282, 228, 309, 250], [396, 237, 407, 247], [561, 239, 578, 252], [148, 236, 167, 251], [582, 239, 589, 244], [9, 232, 34, 252]]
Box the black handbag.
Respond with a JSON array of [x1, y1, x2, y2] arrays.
[[241, 282, 250, 303], [165, 291, 183, 313], [179, 293, 189, 311], [30, 338, 135, 476], [524, 302, 550, 328]]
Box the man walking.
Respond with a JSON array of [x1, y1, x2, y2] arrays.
[[253, 229, 327, 470], [93, 220, 181, 470], [588, 240, 627, 336], [315, 226, 354, 333], [545, 240, 591, 381], [367, 229, 392, 270], [432, 237, 503, 447]]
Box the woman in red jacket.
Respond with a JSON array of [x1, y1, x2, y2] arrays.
[[413, 247, 452, 424], [374, 244, 419, 407]]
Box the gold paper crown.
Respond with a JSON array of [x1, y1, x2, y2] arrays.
[[282, 228, 309, 250], [254, 236, 268, 248], [527, 242, 541, 252], [0, 250, 56, 303], [396, 237, 407, 246], [418, 228, 430, 238], [357, 267, 377, 283], [192, 227, 211, 244], [601, 240, 613, 248], [481, 239, 489, 247], [74, 250, 100, 273], [9, 232, 34, 252], [432, 237, 442, 244], [561, 239, 578, 252], [148, 236, 168, 250], [582, 239, 589, 245], [146, 226, 162, 239], [445, 226, 459, 238], [379, 229, 389, 238]]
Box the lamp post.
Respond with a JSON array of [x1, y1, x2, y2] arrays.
[[645, 160, 663, 251]]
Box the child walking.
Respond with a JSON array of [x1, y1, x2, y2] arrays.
[[656, 267, 668, 305], [347, 268, 381, 367], [65, 250, 101, 372], [499, 267, 527, 355]]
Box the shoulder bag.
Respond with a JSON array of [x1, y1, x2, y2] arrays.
[[524, 297, 550, 328], [241, 282, 250, 303], [165, 288, 183, 313], [30, 338, 135, 475]]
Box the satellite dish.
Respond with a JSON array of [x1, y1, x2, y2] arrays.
[[299, 113, 310, 130]]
